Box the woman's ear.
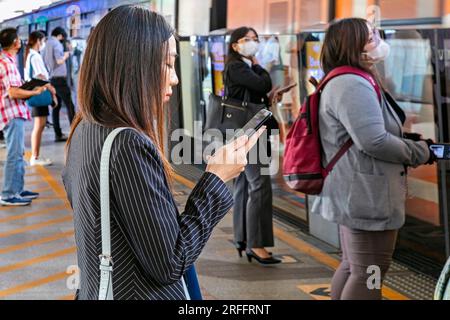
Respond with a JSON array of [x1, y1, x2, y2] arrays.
[[232, 43, 239, 53]]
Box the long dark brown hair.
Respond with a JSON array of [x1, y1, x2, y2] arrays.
[[24, 31, 45, 67], [68, 5, 174, 180], [321, 18, 373, 76]]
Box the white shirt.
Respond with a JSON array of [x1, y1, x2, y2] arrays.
[[25, 49, 49, 81]]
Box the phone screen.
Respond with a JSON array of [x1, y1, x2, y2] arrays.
[[430, 144, 450, 160], [234, 109, 272, 140]]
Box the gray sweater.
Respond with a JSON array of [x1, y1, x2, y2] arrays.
[[311, 74, 430, 231]]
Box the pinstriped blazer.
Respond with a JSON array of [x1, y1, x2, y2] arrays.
[[62, 121, 233, 300]]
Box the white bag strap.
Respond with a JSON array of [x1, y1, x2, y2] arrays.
[[98, 127, 192, 300], [98, 127, 129, 300]]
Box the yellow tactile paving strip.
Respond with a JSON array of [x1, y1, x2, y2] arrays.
[[0, 151, 76, 300]]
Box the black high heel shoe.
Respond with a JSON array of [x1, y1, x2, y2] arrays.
[[246, 250, 281, 265], [236, 242, 273, 258], [236, 242, 246, 258]]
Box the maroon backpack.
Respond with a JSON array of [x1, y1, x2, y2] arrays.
[[283, 66, 382, 195]]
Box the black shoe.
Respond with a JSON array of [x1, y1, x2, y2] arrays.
[[236, 242, 272, 258], [246, 250, 281, 265], [55, 134, 68, 142], [236, 242, 246, 258]]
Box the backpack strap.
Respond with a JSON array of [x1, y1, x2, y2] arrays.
[[324, 139, 353, 176], [318, 66, 382, 102], [319, 66, 382, 176]]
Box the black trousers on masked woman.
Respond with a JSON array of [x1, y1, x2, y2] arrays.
[[233, 134, 274, 249]]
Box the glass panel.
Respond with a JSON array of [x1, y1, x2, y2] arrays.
[[179, 37, 209, 137], [199, 38, 213, 123], [17, 25, 29, 40], [378, 29, 446, 268], [209, 36, 227, 97], [267, 34, 308, 222]]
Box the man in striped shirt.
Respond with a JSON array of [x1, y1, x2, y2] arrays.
[[0, 28, 47, 206]]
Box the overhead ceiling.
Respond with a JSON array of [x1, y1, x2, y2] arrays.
[[0, 0, 62, 23]]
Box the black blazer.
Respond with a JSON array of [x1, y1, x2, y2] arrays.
[[225, 59, 272, 106], [62, 121, 233, 300]]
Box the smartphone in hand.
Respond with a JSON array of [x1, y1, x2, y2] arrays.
[[275, 82, 297, 96], [233, 109, 272, 140], [430, 144, 450, 160]]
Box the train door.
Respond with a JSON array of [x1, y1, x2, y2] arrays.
[[174, 36, 214, 165], [380, 28, 446, 275], [426, 28, 450, 267]]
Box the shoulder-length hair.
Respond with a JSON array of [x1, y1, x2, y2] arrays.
[[321, 18, 373, 76], [226, 26, 258, 64], [68, 5, 174, 180]]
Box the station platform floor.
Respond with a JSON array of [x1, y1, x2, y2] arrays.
[[0, 117, 438, 300]]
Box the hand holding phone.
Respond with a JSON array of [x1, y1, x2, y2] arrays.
[[233, 109, 272, 140], [270, 83, 297, 104], [275, 82, 297, 95], [429, 144, 450, 160]]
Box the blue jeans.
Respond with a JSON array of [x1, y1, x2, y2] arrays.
[[184, 265, 203, 300], [2, 118, 26, 199]]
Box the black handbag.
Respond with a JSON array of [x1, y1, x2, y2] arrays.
[[204, 67, 266, 135]]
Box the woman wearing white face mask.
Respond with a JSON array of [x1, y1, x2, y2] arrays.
[[225, 27, 281, 265], [25, 31, 58, 167], [312, 18, 436, 300]]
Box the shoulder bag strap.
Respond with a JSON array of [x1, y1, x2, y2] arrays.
[[98, 127, 129, 300], [29, 53, 35, 80]]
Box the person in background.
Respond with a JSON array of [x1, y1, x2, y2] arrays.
[[312, 18, 436, 300], [225, 27, 281, 265], [24, 30, 57, 167], [42, 27, 75, 142], [0, 28, 47, 206]]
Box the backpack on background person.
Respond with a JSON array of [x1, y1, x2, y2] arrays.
[[282, 66, 381, 195]]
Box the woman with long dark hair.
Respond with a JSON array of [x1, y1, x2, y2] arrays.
[[312, 18, 435, 300], [225, 27, 281, 265], [24, 30, 57, 166], [63, 5, 264, 300]]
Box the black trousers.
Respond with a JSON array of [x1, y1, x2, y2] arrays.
[[233, 135, 274, 248], [51, 77, 75, 137]]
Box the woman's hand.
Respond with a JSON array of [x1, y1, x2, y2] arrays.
[[31, 86, 47, 96], [206, 127, 266, 183], [268, 86, 283, 105], [424, 139, 437, 165], [45, 84, 58, 107]]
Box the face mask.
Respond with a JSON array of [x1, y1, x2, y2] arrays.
[[40, 42, 46, 52], [238, 41, 260, 58], [365, 39, 390, 63]]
